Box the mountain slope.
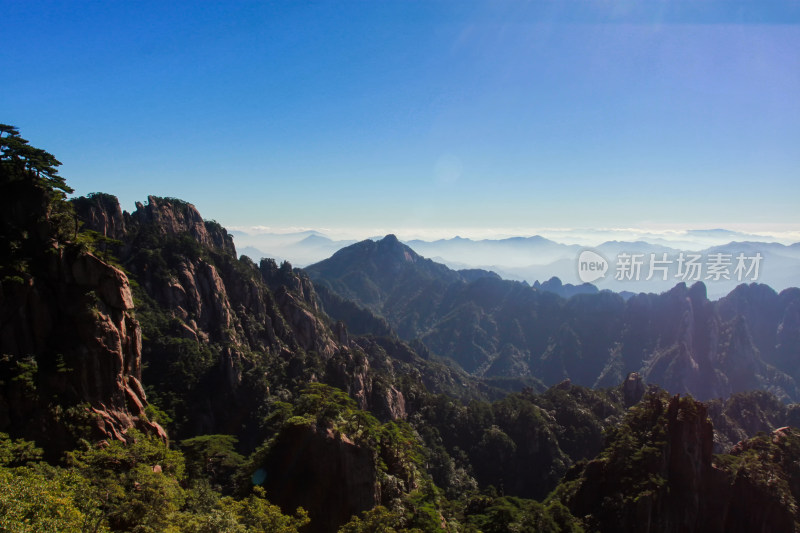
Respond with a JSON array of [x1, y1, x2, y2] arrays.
[[306, 235, 467, 339], [307, 236, 800, 401]]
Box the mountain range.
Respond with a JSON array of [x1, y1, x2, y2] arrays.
[[237, 231, 800, 299], [3, 128, 800, 532], [306, 235, 800, 403]]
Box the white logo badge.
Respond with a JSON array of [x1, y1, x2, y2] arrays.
[[577, 250, 608, 283]]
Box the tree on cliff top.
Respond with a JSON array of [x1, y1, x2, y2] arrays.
[[1, 124, 75, 273], [0, 124, 71, 195]]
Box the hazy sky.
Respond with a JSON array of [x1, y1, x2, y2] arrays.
[[3, 1, 799, 239]]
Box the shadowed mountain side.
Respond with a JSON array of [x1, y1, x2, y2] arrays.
[[307, 236, 800, 402], [553, 392, 800, 533]]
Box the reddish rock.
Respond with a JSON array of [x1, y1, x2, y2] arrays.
[[0, 247, 164, 455], [132, 196, 236, 257]]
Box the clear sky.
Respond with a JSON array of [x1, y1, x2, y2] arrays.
[[3, 1, 799, 240]]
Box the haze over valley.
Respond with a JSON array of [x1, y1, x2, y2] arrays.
[[233, 227, 800, 299]]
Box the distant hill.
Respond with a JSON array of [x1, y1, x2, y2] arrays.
[[233, 230, 356, 266], [403, 236, 800, 299], [406, 235, 580, 268], [533, 276, 599, 298], [305, 235, 464, 338]]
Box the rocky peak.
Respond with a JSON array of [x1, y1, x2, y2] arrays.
[[563, 393, 800, 532], [260, 258, 320, 312], [622, 372, 645, 407], [305, 235, 464, 321], [665, 395, 714, 489], [376, 233, 412, 259], [688, 280, 708, 304], [323, 235, 423, 270], [379, 233, 400, 245], [73, 193, 237, 259], [132, 196, 236, 257], [565, 394, 713, 531], [73, 192, 367, 441], [71, 192, 128, 240], [777, 299, 800, 359]]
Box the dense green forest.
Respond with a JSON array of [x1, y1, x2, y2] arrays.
[[2, 126, 800, 532]]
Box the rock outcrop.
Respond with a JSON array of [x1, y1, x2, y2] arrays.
[[622, 371, 645, 407], [0, 246, 165, 455], [561, 393, 800, 533], [72, 192, 128, 241], [259, 423, 380, 533], [132, 196, 236, 257]]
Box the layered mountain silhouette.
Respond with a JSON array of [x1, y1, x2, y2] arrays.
[[238, 229, 800, 299], [307, 235, 800, 402]]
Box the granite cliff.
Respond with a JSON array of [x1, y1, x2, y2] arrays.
[[1, 151, 164, 456]]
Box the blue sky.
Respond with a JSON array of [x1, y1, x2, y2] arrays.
[[3, 1, 799, 240]]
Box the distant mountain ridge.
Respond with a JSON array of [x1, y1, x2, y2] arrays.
[[307, 235, 800, 402], [238, 230, 800, 298]]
